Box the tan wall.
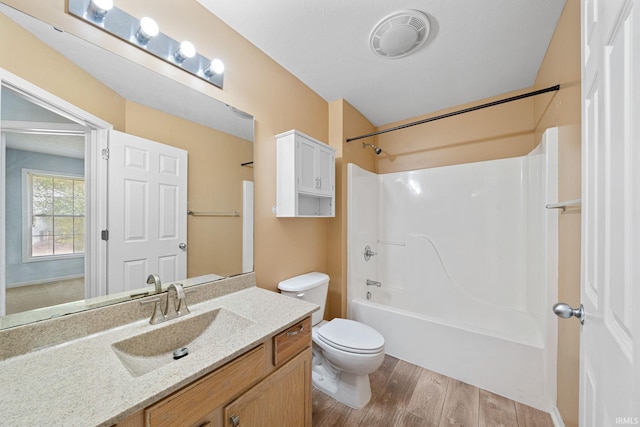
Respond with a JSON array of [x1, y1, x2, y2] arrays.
[[327, 99, 376, 320], [0, 13, 125, 129], [375, 91, 535, 174], [533, 1, 582, 426], [3, 0, 331, 292]]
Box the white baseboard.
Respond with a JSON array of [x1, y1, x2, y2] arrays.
[[550, 407, 566, 427]]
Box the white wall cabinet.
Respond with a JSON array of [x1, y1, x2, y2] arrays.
[[276, 130, 335, 217]]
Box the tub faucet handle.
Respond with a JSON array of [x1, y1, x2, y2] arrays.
[[364, 245, 377, 261]]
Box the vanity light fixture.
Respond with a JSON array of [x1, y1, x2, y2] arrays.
[[204, 58, 225, 77], [174, 40, 196, 63], [68, 0, 224, 89], [135, 17, 159, 45], [87, 0, 113, 23]]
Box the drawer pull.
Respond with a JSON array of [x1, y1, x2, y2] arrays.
[[230, 414, 240, 427], [286, 324, 304, 336]]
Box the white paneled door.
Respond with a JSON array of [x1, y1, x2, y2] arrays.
[[580, 0, 639, 425], [107, 131, 187, 294]]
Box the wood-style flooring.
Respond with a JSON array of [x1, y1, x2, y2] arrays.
[[312, 354, 554, 427]]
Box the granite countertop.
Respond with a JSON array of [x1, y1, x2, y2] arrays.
[[0, 284, 318, 426]]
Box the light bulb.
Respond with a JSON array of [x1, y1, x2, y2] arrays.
[[174, 41, 196, 63], [87, 0, 113, 22], [204, 58, 225, 77], [135, 17, 159, 45]]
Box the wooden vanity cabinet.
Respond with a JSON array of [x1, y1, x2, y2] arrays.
[[223, 317, 312, 426], [223, 348, 311, 427], [114, 317, 312, 427]]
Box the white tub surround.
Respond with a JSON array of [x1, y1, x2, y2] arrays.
[[348, 128, 559, 412], [0, 273, 318, 426]]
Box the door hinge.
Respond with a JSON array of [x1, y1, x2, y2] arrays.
[[101, 148, 109, 160], [101, 229, 109, 241]]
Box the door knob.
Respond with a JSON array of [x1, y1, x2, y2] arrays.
[[178, 242, 187, 250], [553, 302, 585, 325]]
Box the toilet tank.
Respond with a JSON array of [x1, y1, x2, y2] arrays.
[[278, 272, 329, 326]]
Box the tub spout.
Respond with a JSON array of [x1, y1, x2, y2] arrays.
[[366, 279, 381, 287]]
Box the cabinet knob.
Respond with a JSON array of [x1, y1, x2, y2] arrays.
[[230, 414, 240, 427]]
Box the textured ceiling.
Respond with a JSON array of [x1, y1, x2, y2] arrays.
[[197, 0, 566, 126]]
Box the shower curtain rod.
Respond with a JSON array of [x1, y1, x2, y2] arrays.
[[345, 84, 560, 143]]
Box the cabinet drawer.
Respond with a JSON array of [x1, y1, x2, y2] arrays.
[[145, 345, 265, 427], [273, 317, 311, 366]]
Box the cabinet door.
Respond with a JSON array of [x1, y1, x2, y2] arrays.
[[315, 145, 334, 196], [297, 138, 317, 194], [224, 348, 312, 427]]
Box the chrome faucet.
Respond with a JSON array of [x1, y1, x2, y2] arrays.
[[144, 275, 190, 324], [146, 274, 162, 293]]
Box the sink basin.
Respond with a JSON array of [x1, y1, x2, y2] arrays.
[[111, 308, 254, 377]]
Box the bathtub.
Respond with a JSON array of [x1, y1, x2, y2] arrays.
[[347, 128, 559, 412], [350, 295, 550, 410]]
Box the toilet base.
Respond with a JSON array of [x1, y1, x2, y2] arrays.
[[311, 351, 373, 409]]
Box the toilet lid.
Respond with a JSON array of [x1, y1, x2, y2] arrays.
[[316, 319, 385, 354]]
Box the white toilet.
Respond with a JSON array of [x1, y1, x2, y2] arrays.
[[278, 272, 385, 409]]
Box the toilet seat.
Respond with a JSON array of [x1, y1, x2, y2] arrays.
[[316, 319, 384, 355]]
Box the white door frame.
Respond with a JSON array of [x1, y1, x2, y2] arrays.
[[0, 68, 112, 312]]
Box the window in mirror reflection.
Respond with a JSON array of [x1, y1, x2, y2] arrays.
[[25, 170, 85, 259]]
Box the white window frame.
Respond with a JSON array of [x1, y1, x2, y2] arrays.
[[21, 168, 85, 262]]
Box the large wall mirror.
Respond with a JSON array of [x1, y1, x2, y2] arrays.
[[0, 3, 254, 329]]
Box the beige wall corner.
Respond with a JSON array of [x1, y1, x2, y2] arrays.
[[327, 99, 376, 320], [534, 0, 582, 426]]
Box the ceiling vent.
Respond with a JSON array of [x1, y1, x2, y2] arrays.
[[369, 10, 430, 59]]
